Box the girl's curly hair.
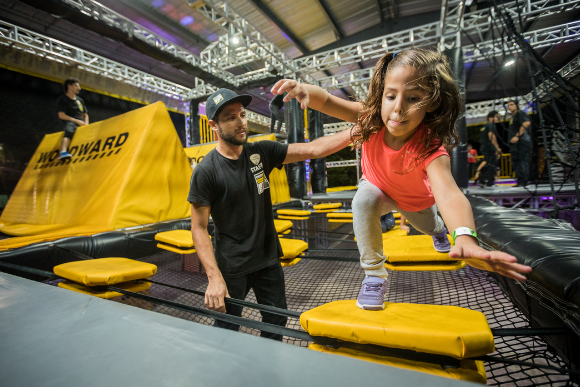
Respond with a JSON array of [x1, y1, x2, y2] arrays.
[[352, 48, 461, 165]]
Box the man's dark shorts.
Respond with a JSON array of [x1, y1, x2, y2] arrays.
[[63, 121, 79, 139]]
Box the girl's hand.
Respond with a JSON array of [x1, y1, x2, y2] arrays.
[[449, 244, 532, 281], [271, 79, 310, 109], [400, 225, 410, 233]]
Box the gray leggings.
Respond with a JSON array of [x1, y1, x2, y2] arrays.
[[352, 179, 445, 277]]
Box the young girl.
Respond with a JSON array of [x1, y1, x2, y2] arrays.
[[272, 48, 531, 311]]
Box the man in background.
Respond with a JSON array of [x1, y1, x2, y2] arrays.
[[507, 100, 532, 187], [57, 78, 89, 159], [479, 111, 502, 187]]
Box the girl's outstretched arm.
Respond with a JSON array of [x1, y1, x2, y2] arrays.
[[427, 156, 533, 281], [271, 79, 363, 123]]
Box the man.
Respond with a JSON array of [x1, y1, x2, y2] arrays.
[[467, 144, 478, 180], [507, 100, 532, 187], [479, 111, 503, 187], [57, 78, 89, 159], [188, 88, 352, 340], [269, 92, 285, 133]]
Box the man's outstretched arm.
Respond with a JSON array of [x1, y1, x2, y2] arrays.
[[283, 128, 353, 164]]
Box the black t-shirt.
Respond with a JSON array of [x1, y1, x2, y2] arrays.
[[187, 141, 289, 278], [57, 95, 88, 121], [480, 123, 496, 150], [508, 110, 530, 141]]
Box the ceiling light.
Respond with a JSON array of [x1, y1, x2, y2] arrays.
[[504, 60, 515, 67], [232, 37, 239, 44]]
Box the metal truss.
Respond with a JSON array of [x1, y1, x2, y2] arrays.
[[293, 0, 579, 74], [58, 0, 236, 86], [0, 21, 191, 105], [323, 122, 354, 136], [326, 160, 358, 168]]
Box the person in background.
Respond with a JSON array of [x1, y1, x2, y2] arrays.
[[507, 100, 532, 187], [57, 78, 89, 159], [467, 144, 478, 181], [479, 111, 502, 187]]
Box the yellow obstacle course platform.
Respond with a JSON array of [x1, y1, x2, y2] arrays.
[[312, 203, 342, 210], [184, 134, 291, 204], [58, 280, 151, 299], [277, 209, 311, 216], [326, 213, 353, 218], [0, 102, 192, 250], [300, 300, 492, 383], [274, 219, 293, 234]]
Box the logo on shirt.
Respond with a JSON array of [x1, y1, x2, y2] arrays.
[[213, 94, 224, 105], [76, 99, 84, 112], [250, 153, 260, 165], [253, 171, 270, 194]]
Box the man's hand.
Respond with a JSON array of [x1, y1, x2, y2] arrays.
[[205, 277, 230, 313], [271, 79, 310, 109], [74, 118, 87, 126], [510, 136, 519, 143], [449, 243, 532, 281]]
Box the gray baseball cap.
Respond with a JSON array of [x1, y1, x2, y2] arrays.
[[206, 88, 252, 120]]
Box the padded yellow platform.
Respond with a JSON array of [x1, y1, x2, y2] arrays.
[[274, 219, 293, 233], [384, 235, 453, 263], [157, 243, 196, 255], [54, 258, 157, 286], [58, 280, 151, 299], [280, 257, 302, 267], [327, 186, 357, 192], [329, 219, 353, 223], [313, 203, 342, 210], [385, 260, 466, 271], [0, 102, 192, 243], [277, 209, 311, 216], [327, 213, 353, 218], [155, 229, 194, 248], [309, 343, 486, 384], [278, 215, 309, 220], [185, 134, 291, 204], [300, 300, 494, 359], [314, 209, 339, 213], [279, 238, 308, 259]]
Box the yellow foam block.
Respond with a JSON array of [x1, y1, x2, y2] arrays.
[[329, 219, 353, 223], [384, 235, 453, 263], [273, 219, 293, 233], [280, 257, 302, 267], [385, 260, 466, 272], [313, 203, 343, 210], [327, 186, 357, 192], [157, 243, 196, 255], [309, 343, 486, 384], [279, 238, 308, 259], [155, 229, 194, 248], [278, 215, 309, 220], [393, 212, 401, 219], [58, 280, 151, 299], [300, 300, 494, 359], [327, 213, 353, 218], [54, 258, 157, 286], [277, 209, 311, 216]]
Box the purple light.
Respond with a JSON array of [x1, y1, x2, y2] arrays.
[[549, 196, 553, 200], [180, 16, 194, 26], [207, 34, 218, 41], [151, 0, 164, 8], [541, 197, 548, 200]]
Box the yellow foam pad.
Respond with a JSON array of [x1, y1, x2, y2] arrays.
[[309, 343, 486, 384], [273, 219, 293, 233], [280, 257, 302, 267], [58, 280, 151, 299], [327, 213, 353, 218], [312, 203, 342, 210], [300, 300, 494, 359], [385, 260, 466, 272], [279, 238, 308, 259], [329, 219, 353, 223], [155, 229, 194, 248], [54, 258, 157, 286], [384, 235, 453, 263], [393, 212, 401, 219], [277, 209, 311, 216], [278, 215, 310, 220], [157, 243, 196, 255], [327, 186, 357, 192]]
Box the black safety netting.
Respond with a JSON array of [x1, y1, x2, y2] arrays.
[[110, 221, 577, 386]]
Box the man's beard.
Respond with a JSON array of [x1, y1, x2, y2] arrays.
[[218, 124, 248, 146]]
